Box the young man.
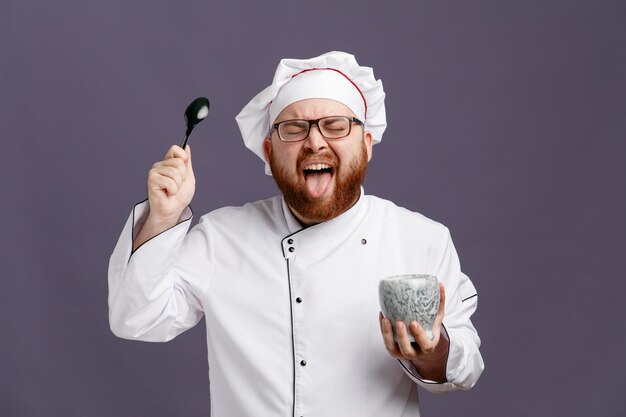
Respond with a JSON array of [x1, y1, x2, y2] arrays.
[[109, 51, 483, 416]]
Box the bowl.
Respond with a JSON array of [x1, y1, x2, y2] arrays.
[[378, 274, 439, 342]]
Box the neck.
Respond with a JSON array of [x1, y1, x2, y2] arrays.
[[287, 206, 320, 228]]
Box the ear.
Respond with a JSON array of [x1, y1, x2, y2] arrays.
[[363, 131, 373, 162], [263, 137, 272, 161]]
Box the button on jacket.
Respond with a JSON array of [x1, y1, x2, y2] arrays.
[[108, 190, 484, 417]]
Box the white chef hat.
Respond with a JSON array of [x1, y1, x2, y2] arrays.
[[236, 51, 386, 175]]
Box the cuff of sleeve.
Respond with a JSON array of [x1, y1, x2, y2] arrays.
[[441, 325, 484, 390], [127, 200, 193, 280], [397, 324, 458, 393], [131, 200, 193, 245]]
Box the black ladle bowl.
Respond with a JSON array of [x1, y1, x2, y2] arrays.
[[181, 96, 210, 149]]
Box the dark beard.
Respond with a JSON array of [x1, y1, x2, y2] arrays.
[[269, 142, 368, 225]]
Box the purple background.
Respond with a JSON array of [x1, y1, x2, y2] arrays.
[[3, 1, 625, 416]]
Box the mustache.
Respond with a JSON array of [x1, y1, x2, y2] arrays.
[[297, 150, 338, 168]]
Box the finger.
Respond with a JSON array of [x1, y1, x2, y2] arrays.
[[153, 165, 184, 189], [395, 321, 418, 360], [184, 144, 194, 176], [150, 163, 185, 188], [154, 159, 187, 184], [380, 316, 402, 357], [407, 285, 445, 353], [155, 157, 186, 171], [184, 144, 192, 164], [409, 320, 438, 354], [152, 158, 187, 182], [165, 145, 187, 161], [151, 173, 179, 196]]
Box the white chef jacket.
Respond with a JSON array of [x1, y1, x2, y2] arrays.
[[108, 189, 483, 417]]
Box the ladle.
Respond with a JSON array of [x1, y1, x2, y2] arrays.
[[181, 96, 210, 149]]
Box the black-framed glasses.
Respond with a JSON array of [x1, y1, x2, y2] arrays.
[[272, 116, 364, 142]]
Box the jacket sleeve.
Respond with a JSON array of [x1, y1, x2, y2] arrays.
[[399, 228, 484, 393], [107, 201, 208, 342]]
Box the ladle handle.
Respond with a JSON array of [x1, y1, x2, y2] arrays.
[[180, 131, 190, 149]]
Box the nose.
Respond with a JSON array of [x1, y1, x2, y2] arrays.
[[304, 124, 328, 152]]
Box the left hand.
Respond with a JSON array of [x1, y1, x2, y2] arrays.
[[379, 282, 448, 381]]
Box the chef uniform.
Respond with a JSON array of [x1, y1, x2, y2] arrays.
[[108, 51, 484, 417]]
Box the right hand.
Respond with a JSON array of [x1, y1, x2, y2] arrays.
[[146, 145, 196, 225]]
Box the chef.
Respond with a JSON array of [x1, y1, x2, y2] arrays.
[[108, 51, 484, 416]]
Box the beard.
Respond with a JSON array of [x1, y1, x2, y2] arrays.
[[269, 141, 369, 225]]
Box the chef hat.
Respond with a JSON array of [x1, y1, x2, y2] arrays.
[[235, 51, 386, 175]]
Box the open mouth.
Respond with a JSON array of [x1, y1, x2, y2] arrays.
[[303, 163, 334, 198], [304, 163, 333, 176]]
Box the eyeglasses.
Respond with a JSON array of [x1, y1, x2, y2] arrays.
[[272, 116, 364, 142]]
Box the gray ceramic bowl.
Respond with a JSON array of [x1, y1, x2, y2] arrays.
[[378, 274, 440, 342]]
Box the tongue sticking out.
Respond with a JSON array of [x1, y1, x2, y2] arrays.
[[305, 171, 333, 198]]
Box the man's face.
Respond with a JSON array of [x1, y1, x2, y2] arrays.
[[264, 98, 373, 225]]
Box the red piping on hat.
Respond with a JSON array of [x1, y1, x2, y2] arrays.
[[291, 68, 368, 119]]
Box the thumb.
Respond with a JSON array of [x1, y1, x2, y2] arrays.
[[184, 144, 193, 170]]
